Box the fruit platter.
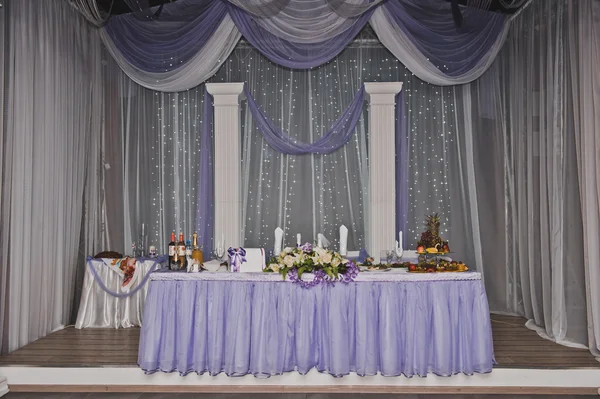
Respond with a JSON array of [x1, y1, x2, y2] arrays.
[[406, 259, 468, 273], [406, 213, 469, 273], [416, 213, 450, 255]]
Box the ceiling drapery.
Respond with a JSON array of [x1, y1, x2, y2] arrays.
[[97, 0, 524, 91]]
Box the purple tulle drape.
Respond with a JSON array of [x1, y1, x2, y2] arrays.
[[227, 3, 373, 69], [244, 85, 366, 155], [102, 0, 506, 77], [381, 0, 506, 77], [104, 1, 226, 73], [396, 91, 408, 248], [195, 90, 214, 258], [138, 278, 495, 377]]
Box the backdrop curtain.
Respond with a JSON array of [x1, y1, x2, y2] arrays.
[[0, 0, 8, 355], [0, 0, 104, 353], [569, 0, 600, 357], [465, 0, 600, 355], [93, 0, 514, 91]]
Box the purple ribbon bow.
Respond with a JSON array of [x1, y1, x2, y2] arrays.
[[228, 247, 247, 272]]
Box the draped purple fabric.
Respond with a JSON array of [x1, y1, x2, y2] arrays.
[[195, 90, 214, 258], [227, 3, 373, 69], [138, 278, 495, 377], [104, 1, 226, 73], [244, 85, 366, 155], [102, 0, 507, 78], [395, 90, 408, 248], [381, 0, 506, 77]]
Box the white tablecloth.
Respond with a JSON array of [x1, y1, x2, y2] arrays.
[[151, 268, 480, 282], [75, 258, 164, 329]]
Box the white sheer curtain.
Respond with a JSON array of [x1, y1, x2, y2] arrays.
[[569, 0, 600, 357], [0, 0, 103, 352], [0, 0, 7, 355], [466, 0, 600, 354]]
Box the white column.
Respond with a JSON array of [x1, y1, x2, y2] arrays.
[[364, 82, 403, 263], [205, 83, 245, 249]]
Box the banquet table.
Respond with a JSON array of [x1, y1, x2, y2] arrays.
[[138, 269, 494, 377], [75, 257, 166, 329]]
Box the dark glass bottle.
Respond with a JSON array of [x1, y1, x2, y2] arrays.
[[177, 232, 187, 270], [168, 231, 176, 265]]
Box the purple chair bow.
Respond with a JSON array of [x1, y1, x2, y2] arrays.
[[228, 247, 247, 272]]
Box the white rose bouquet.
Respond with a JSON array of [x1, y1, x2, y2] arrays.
[[264, 242, 359, 288]]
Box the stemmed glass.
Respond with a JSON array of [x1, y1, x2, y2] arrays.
[[213, 239, 225, 262], [386, 250, 396, 265]]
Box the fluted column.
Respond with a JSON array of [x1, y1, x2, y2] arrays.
[[205, 83, 245, 249], [365, 82, 403, 263]]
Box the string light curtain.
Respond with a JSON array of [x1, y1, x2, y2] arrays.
[[103, 41, 472, 260], [95, 0, 515, 91]]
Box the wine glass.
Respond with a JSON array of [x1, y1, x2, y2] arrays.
[[386, 250, 395, 265], [213, 240, 225, 262]]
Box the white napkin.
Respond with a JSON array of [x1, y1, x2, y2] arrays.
[[317, 233, 330, 249], [274, 227, 283, 256], [339, 225, 348, 256]]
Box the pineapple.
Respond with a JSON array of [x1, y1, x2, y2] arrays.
[[419, 213, 445, 249]]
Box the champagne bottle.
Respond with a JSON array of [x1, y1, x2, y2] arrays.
[[170, 245, 185, 271], [192, 232, 204, 266], [177, 232, 187, 270], [168, 232, 176, 265]]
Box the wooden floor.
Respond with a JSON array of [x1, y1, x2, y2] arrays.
[[0, 315, 598, 369]]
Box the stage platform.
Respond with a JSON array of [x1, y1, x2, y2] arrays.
[[0, 315, 599, 395]]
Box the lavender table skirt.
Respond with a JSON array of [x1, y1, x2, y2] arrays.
[[138, 271, 494, 377]]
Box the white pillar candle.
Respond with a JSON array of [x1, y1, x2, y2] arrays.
[[398, 231, 403, 250], [297, 233, 301, 246]]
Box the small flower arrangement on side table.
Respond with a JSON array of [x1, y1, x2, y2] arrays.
[[264, 242, 359, 288]]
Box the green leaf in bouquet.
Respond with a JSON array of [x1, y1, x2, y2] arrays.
[[325, 269, 334, 279], [297, 266, 307, 279]]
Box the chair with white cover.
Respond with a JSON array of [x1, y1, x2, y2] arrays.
[[233, 248, 266, 272]]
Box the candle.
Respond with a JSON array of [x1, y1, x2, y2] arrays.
[[296, 233, 301, 247], [141, 223, 145, 236], [398, 231, 403, 250]]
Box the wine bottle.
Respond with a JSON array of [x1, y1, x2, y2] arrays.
[[192, 232, 204, 266], [168, 231, 176, 265], [178, 232, 187, 270]]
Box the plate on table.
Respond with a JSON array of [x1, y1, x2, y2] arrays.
[[359, 265, 391, 272]]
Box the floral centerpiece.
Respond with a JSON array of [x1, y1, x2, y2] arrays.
[[264, 243, 359, 288]]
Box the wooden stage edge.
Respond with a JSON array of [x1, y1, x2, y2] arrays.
[[6, 384, 600, 395], [1, 314, 600, 395]]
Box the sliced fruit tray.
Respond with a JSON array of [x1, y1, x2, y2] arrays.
[[407, 268, 468, 273]]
